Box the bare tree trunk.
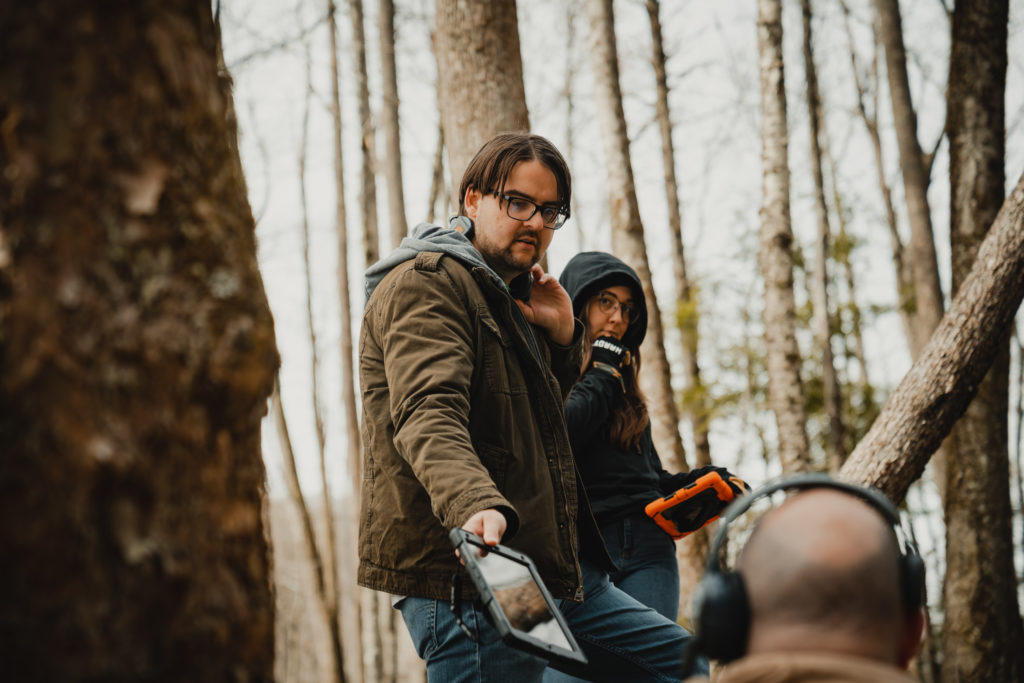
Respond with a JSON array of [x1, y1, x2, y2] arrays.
[[942, 1, 1024, 679], [565, 0, 585, 250], [0, 2, 277, 678], [298, 38, 345, 683], [349, 3, 385, 677], [350, 0, 379, 267], [585, 0, 688, 472], [822, 128, 878, 439], [379, 0, 408, 250], [757, 0, 811, 473], [873, 0, 945, 341], [434, 0, 529, 194], [839, 169, 1024, 503], [801, 0, 846, 470], [841, 0, 919, 356], [327, 2, 365, 682], [646, 0, 711, 468], [272, 384, 345, 683], [426, 120, 446, 224]]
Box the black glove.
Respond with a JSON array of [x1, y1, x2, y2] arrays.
[[590, 336, 627, 369]]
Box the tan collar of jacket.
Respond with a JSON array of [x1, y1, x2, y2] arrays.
[[685, 651, 917, 683]]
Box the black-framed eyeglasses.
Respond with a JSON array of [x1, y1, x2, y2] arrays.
[[595, 291, 638, 325], [494, 192, 569, 230]]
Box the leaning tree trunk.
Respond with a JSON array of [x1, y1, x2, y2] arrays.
[[942, 1, 1024, 679], [434, 0, 529, 196], [585, 0, 688, 472], [0, 2, 277, 679], [839, 169, 1024, 503], [379, 0, 408, 250], [801, 0, 846, 470], [757, 0, 811, 473]]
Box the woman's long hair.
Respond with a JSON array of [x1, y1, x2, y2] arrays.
[[582, 342, 650, 451]]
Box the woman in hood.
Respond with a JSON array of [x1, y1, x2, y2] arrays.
[[558, 252, 745, 621]]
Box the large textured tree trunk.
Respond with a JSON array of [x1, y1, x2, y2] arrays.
[[434, 0, 529, 193], [757, 0, 811, 473], [839, 169, 1024, 503], [378, 0, 408, 250], [326, 1, 365, 681], [349, 0, 380, 267], [942, 1, 1024, 679], [0, 2, 277, 679], [585, 0, 688, 472]]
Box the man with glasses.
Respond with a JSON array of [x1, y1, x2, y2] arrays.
[[359, 133, 702, 681]]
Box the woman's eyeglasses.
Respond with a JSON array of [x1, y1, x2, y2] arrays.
[[595, 292, 637, 324]]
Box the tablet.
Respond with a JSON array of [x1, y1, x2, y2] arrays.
[[448, 528, 588, 668]]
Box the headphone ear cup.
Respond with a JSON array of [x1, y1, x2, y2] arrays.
[[900, 552, 925, 611], [694, 570, 750, 663]]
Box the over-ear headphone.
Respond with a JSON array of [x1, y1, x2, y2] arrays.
[[691, 473, 925, 664]]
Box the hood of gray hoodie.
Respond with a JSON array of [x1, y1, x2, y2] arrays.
[[364, 216, 518, 301]]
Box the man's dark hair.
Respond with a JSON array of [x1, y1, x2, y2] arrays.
[[457, 133, 571, 216]]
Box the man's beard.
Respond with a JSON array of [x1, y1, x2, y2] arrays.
[[475, 235, 540, 280]]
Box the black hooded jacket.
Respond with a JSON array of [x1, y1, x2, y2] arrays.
[[559, 252, 693, 525]]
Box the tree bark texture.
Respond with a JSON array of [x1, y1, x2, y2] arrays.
[[585, 0, 688, 472], [434, 0, 530, 197], [942, 1, 1024, 679], [873, 0, 945, 342], [646, 0, 711, 468], [801, 0, 846, 470], [378, 0, 409, 250], [0, 3, 277, 679], [348, 0, 379, 268], [839, 169, 1024, 504], [757, 0, 811, 473]]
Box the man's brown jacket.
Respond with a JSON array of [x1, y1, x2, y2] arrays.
[[358, 232, 609, 602]]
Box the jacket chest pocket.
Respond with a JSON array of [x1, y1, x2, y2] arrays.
[[476, 305, 529, 396]]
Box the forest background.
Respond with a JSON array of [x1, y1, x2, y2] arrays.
[[3, 0, 1024, 681], [222, 0, 1024, 681]]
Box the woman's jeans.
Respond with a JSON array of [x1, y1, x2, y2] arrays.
[[397, 555, 708, 682], [600, 512, 681, 621]]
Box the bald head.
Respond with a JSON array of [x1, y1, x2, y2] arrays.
[[737, 489, 919, 666]]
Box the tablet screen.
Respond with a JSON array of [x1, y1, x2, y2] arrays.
[[475, 548, 573, 651], [449, 528, 587, 667]]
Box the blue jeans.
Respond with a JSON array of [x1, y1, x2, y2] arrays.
[[398, 559, 708, 682], [601, 513, 680, 621], [397, 592, 549, 682], [543, 558, 708, 682]]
